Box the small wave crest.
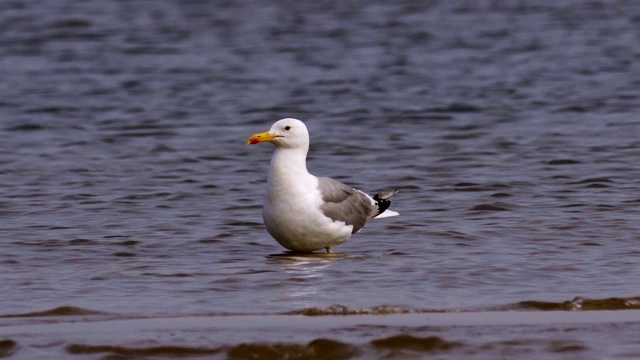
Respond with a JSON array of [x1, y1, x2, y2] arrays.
[[4, 296, 638, 320], [66, 344, 222, 357], [63, 336, 464, 359], [501, 296, 640, 311], [287, 296, 640, 316], [0, 340, 19, 358], [0, 306, 105, 318], [285, 304, 442, 316]]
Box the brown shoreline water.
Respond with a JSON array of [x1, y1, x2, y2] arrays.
[[3, 298, 640, 359], [2, 309, 640, 359]]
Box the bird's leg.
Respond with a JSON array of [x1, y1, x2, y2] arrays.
[[325, 247, 333, 254]]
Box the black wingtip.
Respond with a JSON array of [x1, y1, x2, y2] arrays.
[[373, 189, 398, 216]]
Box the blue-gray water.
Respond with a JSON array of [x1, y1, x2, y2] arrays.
[[2, 0, 640, 358]]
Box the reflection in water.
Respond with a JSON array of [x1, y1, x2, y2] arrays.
[[267, 252, 349, 263], [267, 252, 349, 308]]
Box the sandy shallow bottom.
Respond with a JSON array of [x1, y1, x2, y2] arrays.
[[2, 310, 640, 359]]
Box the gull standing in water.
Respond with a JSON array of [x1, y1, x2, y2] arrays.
[[247, 118, 399, 253]]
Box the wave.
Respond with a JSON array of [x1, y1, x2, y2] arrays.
[[0, 340, 18, 358], [285, 304, 440, 316], [0, 306, 105, 318], [2, 299, 638, 359], [1, 296, 638, 320], [496, 296, 640, 311], [287, 296, 640, 316], [41, 336, 467, 359], [66, 344, 223, 357], [74, 336, 460, 358], [4, 334, 587, 359], [66, 339, 365, 359]]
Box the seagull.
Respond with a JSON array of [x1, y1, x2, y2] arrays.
[[247, 118, 399, 253]]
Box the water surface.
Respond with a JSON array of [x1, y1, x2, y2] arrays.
[[1, 0, 640, 358]]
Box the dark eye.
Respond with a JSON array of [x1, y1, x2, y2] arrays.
[[284, 126, 291, 131]]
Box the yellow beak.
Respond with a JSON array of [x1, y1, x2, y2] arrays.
[[247, 131, 282, 145]]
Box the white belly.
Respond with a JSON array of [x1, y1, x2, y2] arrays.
[[262, 182, 353, 252]]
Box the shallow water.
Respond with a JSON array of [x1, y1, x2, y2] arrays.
[[3, 311, 640, 359], [1, 0, 640, 358]]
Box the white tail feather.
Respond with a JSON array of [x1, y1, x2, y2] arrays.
[[373, 209, 399, 219]]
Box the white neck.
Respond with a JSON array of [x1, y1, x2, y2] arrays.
[[267, 147, 313, 191]]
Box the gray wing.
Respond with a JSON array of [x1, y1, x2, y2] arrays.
[[317, 177, 376, 234]]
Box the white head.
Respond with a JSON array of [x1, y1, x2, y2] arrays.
[[247, 118, 309, 149]]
